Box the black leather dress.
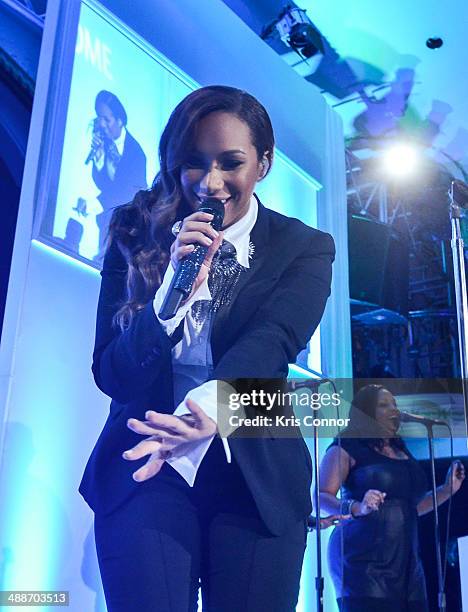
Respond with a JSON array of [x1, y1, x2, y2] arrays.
[[327, 438, 429, 612]]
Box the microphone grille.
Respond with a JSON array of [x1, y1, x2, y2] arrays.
[[198, 197, 225, 215]]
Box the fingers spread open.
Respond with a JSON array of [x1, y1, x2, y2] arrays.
[[127, 418, 182, 439], [132, 452, 169, 482], [145, 412, 193, 435], [122, 437, 165, 461]]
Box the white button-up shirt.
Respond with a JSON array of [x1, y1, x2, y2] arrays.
[[152, 195, 258, 485]]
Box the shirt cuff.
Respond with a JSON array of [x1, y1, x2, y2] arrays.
[[153, 262, 212, 336], [165, 437, 214, 487], [165, 379, 242, 486]]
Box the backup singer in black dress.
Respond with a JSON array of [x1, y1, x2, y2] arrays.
[[80, 85, 335, 611], [319, 384, 465, 612]]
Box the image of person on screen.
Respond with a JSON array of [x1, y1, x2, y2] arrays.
[[80, 85, 335, 611], [89, 90, 147, 259]]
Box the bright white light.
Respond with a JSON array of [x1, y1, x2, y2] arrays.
[[382, 144, 419, 176]]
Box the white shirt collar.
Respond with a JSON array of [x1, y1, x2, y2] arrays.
[[222, 194, 258, 268], [114, 126, 127, 156]]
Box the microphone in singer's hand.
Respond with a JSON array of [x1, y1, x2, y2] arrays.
[[158, 198, 225, 320], [85, 145, 98, 165], [85, 118, 104, 165]]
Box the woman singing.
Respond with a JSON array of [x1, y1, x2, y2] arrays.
[[80, 85, 335, 611], [319, 384, 465, 612]]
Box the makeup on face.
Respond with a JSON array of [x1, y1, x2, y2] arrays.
[[375, 389, 400, 433], [180, 111, 265, 228]]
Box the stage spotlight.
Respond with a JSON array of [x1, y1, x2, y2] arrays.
[[262, 6, 324, 59], [382, 144, 419, 177], [288, 22, 324, 58]]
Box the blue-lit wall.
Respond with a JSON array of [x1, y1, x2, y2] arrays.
[[0, 242, 105, 608], [0, 1, 350, 610]]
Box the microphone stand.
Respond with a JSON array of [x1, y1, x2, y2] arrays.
[[291, 377, 327, 612], [449, 180, 468, 435], [426, 423, 447, 612], [312, 419, 324, 612]]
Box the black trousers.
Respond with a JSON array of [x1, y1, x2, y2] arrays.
[[95, 438, 307, 612]]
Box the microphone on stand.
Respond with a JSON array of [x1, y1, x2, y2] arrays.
[[401, 405, 454, 612], [289, 376, 331, 391], [399, 411, 448, 428], [158, 197, 225, 320]]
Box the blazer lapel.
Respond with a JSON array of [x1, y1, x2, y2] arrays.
[[211, 197, 271, 356]]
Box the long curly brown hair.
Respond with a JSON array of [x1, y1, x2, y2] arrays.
[[108, 85, 275, 330]]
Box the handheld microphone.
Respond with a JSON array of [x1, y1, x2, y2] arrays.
[[158, 198, 225, 320], [399, 411, 447, 427], [85, 119, 104, 165], [85, 145, 98, 165]]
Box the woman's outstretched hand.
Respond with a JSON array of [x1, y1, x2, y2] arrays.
[[123, 399, 217, 482]]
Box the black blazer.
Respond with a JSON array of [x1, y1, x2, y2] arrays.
[[79, 199, 335, 535]]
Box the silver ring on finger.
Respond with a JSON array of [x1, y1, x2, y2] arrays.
[[171, 220, 182, 237]]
